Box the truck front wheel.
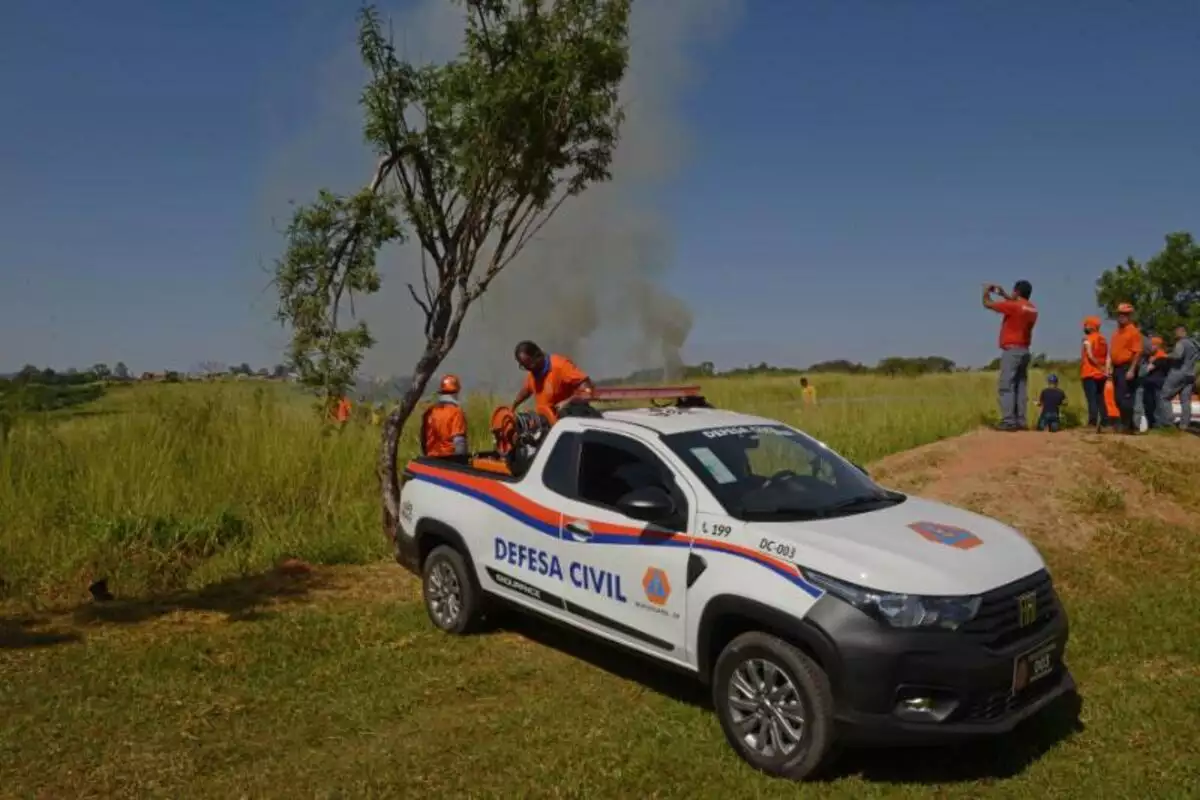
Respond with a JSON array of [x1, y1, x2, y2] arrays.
[[712, 631, 837, 781], [421, 545, 483, 634]]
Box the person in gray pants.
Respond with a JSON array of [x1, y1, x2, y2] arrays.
[[1161, 325, 1198, 429], [983, 280, 1039, 431]]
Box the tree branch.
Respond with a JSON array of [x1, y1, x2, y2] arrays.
[[406, 282, 432, 324], [409, 147, 456, 257]]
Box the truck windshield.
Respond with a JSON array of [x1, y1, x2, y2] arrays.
[[661, 424, 904, 521]]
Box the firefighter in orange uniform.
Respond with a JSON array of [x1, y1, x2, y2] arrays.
[[421, 375, 469, 459], [1080, 316, 1108, 430], [1107, 302, 1143, 434], [334, 396, 352, 424], [512, 340, 594, 424]]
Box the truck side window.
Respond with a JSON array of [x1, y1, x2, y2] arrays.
[[542, 432, 580, 498], [576, 433, 688, 525]]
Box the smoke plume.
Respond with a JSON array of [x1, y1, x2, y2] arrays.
[[261, 0, 742, 391]]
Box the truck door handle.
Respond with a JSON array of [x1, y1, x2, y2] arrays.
[[565, 520, 593, 541]]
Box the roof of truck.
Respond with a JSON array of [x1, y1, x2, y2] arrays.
[[595, 406, 787, 436]]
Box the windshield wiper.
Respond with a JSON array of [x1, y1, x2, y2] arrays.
[[735, 490, 905, 521], [823, 491, 905, 514]]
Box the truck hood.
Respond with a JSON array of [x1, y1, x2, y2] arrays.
[[747, 495, 1046, 596]]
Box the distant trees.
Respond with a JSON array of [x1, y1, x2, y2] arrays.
[[721, 362, 805, 379], [11, 366, 101, 386], [875, 356, 956, 377], [1096, 231, 1199, 335], [114, 362, 130, 380], [606, 356, 963, 382], [806, 360, 872, 375], [1, 367, 106, 414]]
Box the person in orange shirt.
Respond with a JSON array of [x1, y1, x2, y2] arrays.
[[983, 279, 1038, 431], [1142, 335, 1170, 429], [1080, 316, 1109, 430], [334, 395, 352, 424], [421, 374, 469, 459], [512, 340, 594, 424], [1106, 302, 1143, 434]]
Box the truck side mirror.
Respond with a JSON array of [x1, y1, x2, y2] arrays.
[[616, 485, 676, 522]]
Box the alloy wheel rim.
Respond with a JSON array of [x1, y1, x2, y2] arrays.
[[427, 561, 462, 627], [727, 657, 807, 758]]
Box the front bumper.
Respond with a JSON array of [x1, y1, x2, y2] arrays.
[[804, 580, 1074, 746]]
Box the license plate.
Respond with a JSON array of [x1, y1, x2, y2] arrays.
[[1012, 639, 1058, 694]]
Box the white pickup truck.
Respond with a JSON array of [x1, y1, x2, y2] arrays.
[[395, 398, 1075, 780]]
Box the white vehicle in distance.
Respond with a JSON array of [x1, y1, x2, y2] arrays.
[[1139, 397, 1200, 431], [393, 386, 1074, 781]]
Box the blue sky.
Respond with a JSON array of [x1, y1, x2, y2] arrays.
[[2, 0, 1198, 376]]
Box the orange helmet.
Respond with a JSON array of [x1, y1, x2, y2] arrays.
[[1116, 302, 1134, 315], [1083, 315, 1101, 331], [438, 374, 461, 394]]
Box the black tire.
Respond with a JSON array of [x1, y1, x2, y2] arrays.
[[712, 631, 837, 781], [421, 545, 483, 635]]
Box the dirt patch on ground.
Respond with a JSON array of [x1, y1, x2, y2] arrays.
[[869, 428, 1200, 550]]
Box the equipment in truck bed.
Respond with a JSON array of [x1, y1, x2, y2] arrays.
[[466, 385, 711, 478]]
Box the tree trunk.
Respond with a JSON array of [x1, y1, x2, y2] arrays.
[[378, 278, 476, 553], [378, 343, 446, 550]]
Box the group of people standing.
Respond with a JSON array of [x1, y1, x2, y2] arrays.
[[1079, 309, 1196, 432], [985, 280, 1198, 434]]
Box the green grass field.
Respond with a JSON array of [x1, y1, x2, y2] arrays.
[[0, 373, 1015, 603], [2, 374, 1197, 798]]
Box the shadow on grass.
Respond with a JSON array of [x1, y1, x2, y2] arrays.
[[487, 607, 709, 709], [0, 616, 83, 649], [826, 690, 1085, 784], [72, 566, 327, 626], [489, 608, 1083, 785], [1, 565, 326, 650]]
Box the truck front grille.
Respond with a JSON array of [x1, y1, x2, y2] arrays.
[[962, 569, 1059, 649]]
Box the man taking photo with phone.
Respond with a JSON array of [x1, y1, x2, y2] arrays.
[[982, 280, 1039, 431]]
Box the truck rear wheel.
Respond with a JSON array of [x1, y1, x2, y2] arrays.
[[421, 545, 483, 634], [712, 631, 836, 781]]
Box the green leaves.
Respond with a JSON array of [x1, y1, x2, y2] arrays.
[[273, 0, 631, 428], [273, 185, 402, 413], [1096, 232, 1200, 334]]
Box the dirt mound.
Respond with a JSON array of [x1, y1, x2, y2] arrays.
[[869, 428, 1200, 550]]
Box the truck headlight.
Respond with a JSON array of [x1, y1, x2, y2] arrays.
[[800, 568, 981, 631]]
